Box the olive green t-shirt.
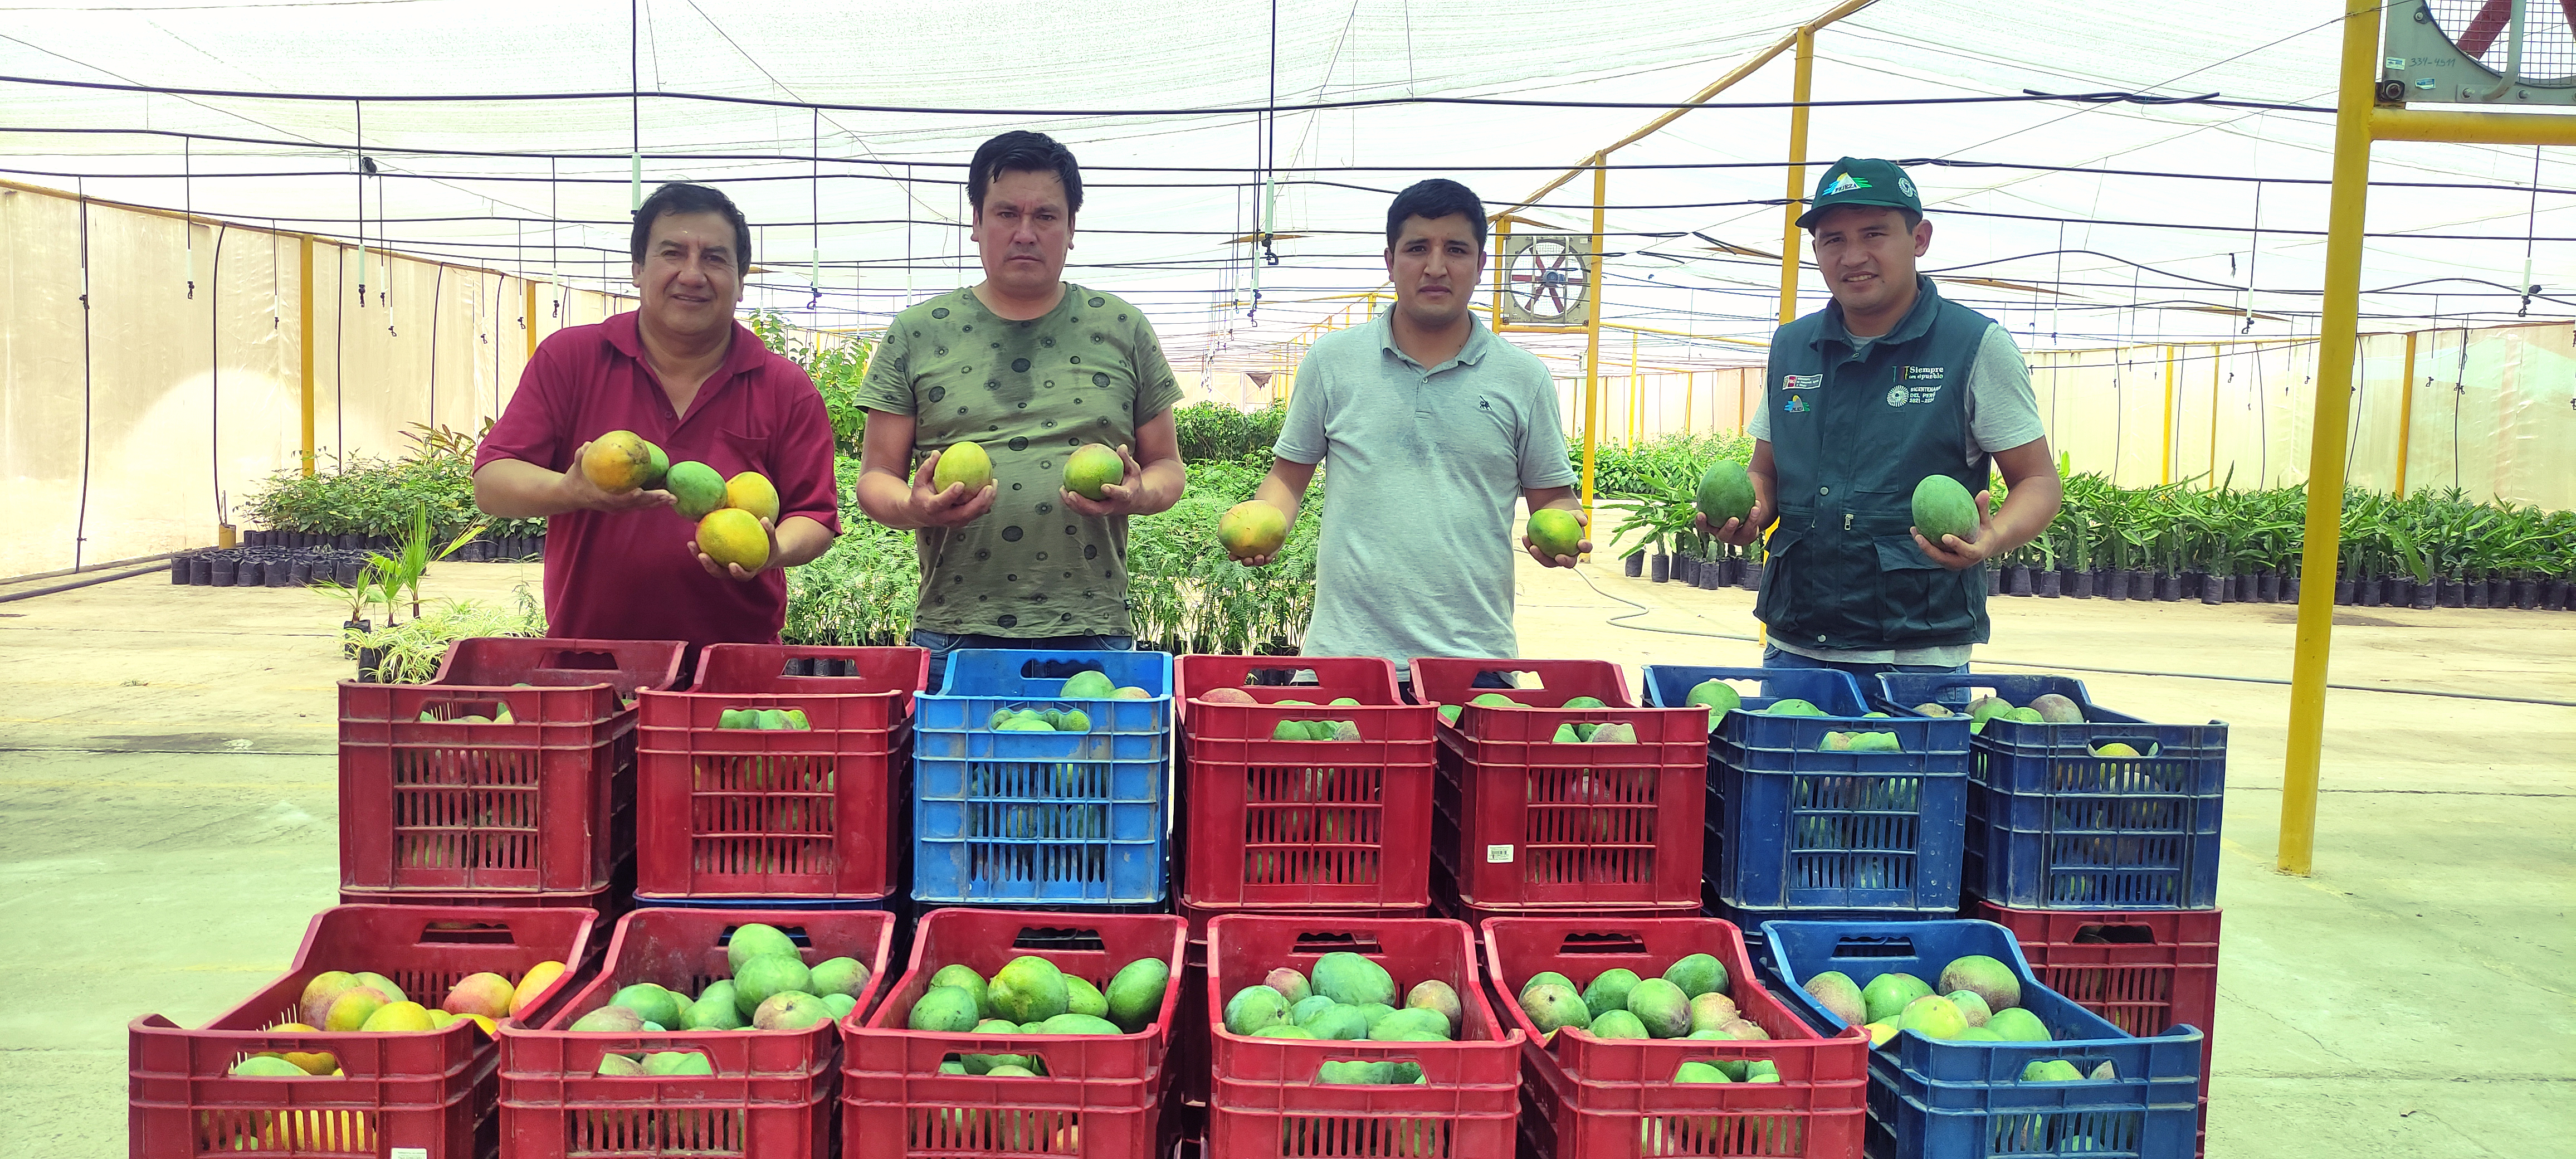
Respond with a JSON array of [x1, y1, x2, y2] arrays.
[[857, 284, 1183, 637]]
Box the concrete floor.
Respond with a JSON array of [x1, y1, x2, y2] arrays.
[[2, 554, 2569, 1157]]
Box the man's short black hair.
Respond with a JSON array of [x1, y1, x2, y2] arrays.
[[969, 130, 1084, 219], [1385, 179, 1487, 250], [631, 182, 752, 268], [1807, 204, 1924, 235]]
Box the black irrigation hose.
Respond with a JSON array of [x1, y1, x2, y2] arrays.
[[0, 562, 170, 603], [1569, 566, 2576, 709]]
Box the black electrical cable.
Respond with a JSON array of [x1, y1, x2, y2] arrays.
[[74, 180, 93, 572], [1568, 567, 2576, 709], [0, 72, 2327, 116]]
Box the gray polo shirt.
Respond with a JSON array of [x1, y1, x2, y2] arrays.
[[1275, 309, 1578, 668]]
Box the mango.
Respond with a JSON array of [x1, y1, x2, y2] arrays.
[[1662, 953, 1728, 999], [2028, 693, 2084, 724], [1520, 971, 1575, 998], [1802, 970, 1866, 1027], [1104, 957, 1169, 1033], [230, 1056, 309, 1077], [1263, 968, 1312, 1005], [1910, 474, 1978, 543], [1985, 1007, 2051, 1043], [568, 1005, 645, 1034], [991, 957, 1071, 1024], [1947, 990, 1993, 1027], [1062, 444, 1124, 500], [1404, 980, 1461, 1036], [1860, 972, 1933, 1024], [1036, 1012, 1123, 1035], [1299, 1005, 1370, 1040], [1675, 1060, 1734, 1084], [1765, 699, 1824, 717], [823, 994, 857, 1021], [440, 972, 515, 1020], [697, 508, 770, 572], [930, 440, 992, 496], [1938, 955, 2023, 1012], [726, 923, 798, 972], [664, 460, 728, 519], [595, 1054, 647, 1077], [1218, 500, 1289, 560], [1587, 1010, 1648, 1039], [1696, 460, 1757, 527], [1251, 1024, 1317, 1039], [906, 986, 982, 1032], [1524, 507, 1583, 559], [733, 954, 813, 1018], [580, 430, 657, 493], [808, 957, 870, 1000], [1367, 1007, 1451, 1041], [248, 1025, 337, 1075], [1062, 669, 1117, 699], [725, 472, 780, 524], [298, 972, 359, 1028], [645, 1050, 715, 1077], [1310, 952, 1396, 1007], [1581, 968, 1641, 1021], [609, 983, 686, 1030], [753, 992, 833, 1031], [684, 981, 745, 1030], [351, 972, 406, 1006], [1064, 975, 1109, 1019], [1624, 977, 1692, 1039], [1688, 991, 1740, 1034], [2022, 1059, 2085, 1082], [322, 987, 390, 1032], [1897, 995, 1968, 1040], [359, 1001, 437, 1033], [1223, 985, 1294, 1035]]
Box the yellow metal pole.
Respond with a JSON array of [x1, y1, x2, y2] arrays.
[[1779, 27, 1815, 327], [1579, 157, 1606, 533], [524, 278, 540, 362], [1685, 371, 1695, 432], [1492, 215, 1512, 326], [2161, 345, 2175, 485], [2394, 329, 2419, 496], [2371, 106, 2576, 145], [1628, 328, 1640, 444], [298, 235, 316, 477], [2280, 0, 2381, 878]]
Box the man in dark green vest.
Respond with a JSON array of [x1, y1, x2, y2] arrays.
[[1701, 158, 2061, 678]]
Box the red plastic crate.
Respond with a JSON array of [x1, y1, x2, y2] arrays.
[[1204, 914, 1524, 1159], [635, 645, 927, 900], [1969, 899, 2219, 1148], [1430, 852, 1702, 927], [340, 640, 675, 895], [843, 908, 1189, 1158], [1413, 662, 1707, 912], [129, 905, 598, 1159], [1177, 898, 1430, 946], [1481, 917, 1869, 1158], [1178, 655, 1438, 915], [498, 907, 897, 1159], [344, 852, 637, 939]]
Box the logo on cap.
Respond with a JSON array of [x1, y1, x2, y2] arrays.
[[1898, 177, 1917, 197], [1821, 173, 1872, 196]]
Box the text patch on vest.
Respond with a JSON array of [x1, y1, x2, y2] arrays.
[[1887, 363, 1945, 407]]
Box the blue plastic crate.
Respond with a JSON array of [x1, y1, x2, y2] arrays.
[[912, 649, 1175, 905], [1878, 674, 2227, 911], [1761, 918, 2204, 1159], [1692, 670, 1971, 915]]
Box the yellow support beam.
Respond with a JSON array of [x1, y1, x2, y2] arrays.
[[525, 278, 540, 362], [298, 234, 315, 477], [2371, 106, 2576, 145], [2280, 0, 2383, 878], [2207, 346, 2221, 488], [1779, 27, 1816, 327], [1504, 0, 1880, 213], [2394, 329, 2418, 497], [2161, 346, 2175, 485]]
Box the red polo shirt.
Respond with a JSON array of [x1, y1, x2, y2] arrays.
[[476, 311, 842, 650]]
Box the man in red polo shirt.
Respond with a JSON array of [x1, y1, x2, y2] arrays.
[[474, 182, 841, 650]]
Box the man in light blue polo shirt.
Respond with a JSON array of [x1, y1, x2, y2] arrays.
[[1237, 179, 1584, 689]]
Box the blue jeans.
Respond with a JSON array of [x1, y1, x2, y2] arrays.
[[1762, 644, 1968, 681], [910, 630, 1135, 695]]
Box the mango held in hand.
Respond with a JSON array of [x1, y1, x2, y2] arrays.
[[665, 461, 728, 519], [1911, 475, 1978, 544], [1063, 444, 1124, 501], [1218, 500, 1288, 561], [932, 440, 993, 496], [581, 430, 665, 493], [1696, 460, 1756, 527], [698, 509, 771, 572], [726, 471, 781, 524], [1527, 508, 1583, 560]]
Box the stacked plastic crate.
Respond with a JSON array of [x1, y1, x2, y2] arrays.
[[1410, 658, 1710, 926], [336, 637, 687, 915], [1877, 673, 2226, 1153]]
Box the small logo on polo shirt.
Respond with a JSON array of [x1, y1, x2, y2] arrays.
[[1782, 373, 1821, 391]]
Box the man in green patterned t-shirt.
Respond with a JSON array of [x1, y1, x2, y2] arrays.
[[856, 130, 1188, 690]]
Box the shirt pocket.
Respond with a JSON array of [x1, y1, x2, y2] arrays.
[[1419, 394, 1516, 476], [1873, 534, 1975, 637]]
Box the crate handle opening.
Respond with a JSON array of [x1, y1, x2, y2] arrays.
[[1238, 666, 1319, 687], [1554, 932, 1651, 957], [1472, 669, 1541, 689], [1010, 926, 1106, 952], [719, 923, 815, 951], [2071, 923, 2159, 946], [598, 1045, 716, 1075], [781, 655, 860, 678], [416, 922, 517, 945], [539, 649, 619, 671], [1020, 658, 1108, 681], [425, 698, 504, 720], [1286, 932, 1385, 957], [1826, 935, 1917, 960]]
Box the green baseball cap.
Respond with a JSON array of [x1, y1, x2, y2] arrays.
[[1796, 157, 1921, 228]]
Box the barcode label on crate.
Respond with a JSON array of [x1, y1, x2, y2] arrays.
[[393, 1150, 429, 1159], [1486, 844, 1514, 864]]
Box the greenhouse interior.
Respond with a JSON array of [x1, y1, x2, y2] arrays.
[[1, 2, 2568, 1158]]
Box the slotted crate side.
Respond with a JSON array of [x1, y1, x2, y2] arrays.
[[1407, 657, 1634, 710], [1480, 915, 1870, 1159], [841, 1064, 1175, 1159], [686, 643, 929, 698], [340, 683, 635, 894], [1758, 919, 2204, 1159], [1179, 705, 1436, 910], [1640, 665, 1868, 718], [931, 647, 1177, 701], [914, 742, 1170, 904], [1872, 673, 2227, 795], [130, 906, 598, 1159], [1706, 731, 1968, 913], [498, 908, 897, 1159], [635, 702, 912, 899], [1203, 915, 1523, 1159], [1433, 710, 1707, 910]]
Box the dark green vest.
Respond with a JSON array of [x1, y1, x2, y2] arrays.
[[1755, 276, 1994, 651]]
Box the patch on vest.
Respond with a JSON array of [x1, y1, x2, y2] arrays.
[[1781, 373, 1821, 391], [1889, 364, 1946, 406], [1783, 395, 1811, 414]]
